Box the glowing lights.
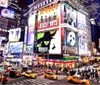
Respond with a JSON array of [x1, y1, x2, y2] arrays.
[[0, 28, 8, 32]]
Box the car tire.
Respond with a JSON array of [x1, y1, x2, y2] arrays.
[[69, 80, 73, 82], [44, 75, 47, 78], [82, 82, 85, 85]]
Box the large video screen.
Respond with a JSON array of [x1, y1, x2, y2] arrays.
[[9, 28, 21, 42], [65, 30, 78, 54], [9, 42, 23, 54], [61, 3, 77, 28], [0, 0, 8, 8], [1, 8, 15, 19], [36, 29, 61, 54]]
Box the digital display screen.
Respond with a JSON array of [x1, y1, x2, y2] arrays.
[[9, 42, 23, 54], [1, 8, 15, 19]]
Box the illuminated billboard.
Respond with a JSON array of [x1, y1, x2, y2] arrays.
[[77, 12, 86, 30], [65, 30, 78, 54], [35, 29, 61, 54], [78, 31, 91, 55], [9, 28, 21, 42], [61, 3, 77, 28], [1, 8, 15, 19], [37, 3, 60, 30], [9, 42, 23, 54], [26, 13, 36, 53]]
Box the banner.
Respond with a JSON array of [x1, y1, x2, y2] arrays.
[[37, 4, 60, 30], [9, 28, 21, 42], [65, 30, 78, 54], [26, 13, 36, 53], [61, 3, 77, 28], [35, 29, 61, 54]]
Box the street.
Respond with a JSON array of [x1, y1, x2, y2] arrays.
[[6, 75, 100, 85]]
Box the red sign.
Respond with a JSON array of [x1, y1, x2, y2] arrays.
[[37, 4, 60, 30]]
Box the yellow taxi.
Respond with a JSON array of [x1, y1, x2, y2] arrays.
[[67, 76, 91, 85], [24, 70, 37, 79], [44, 72, 58, 80]]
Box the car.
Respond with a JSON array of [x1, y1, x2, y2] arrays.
[[44, 72, 58, 80], [9, 69, 22, 78], [24, 70, 37, 79], [0, 74, 8, 84], [67, 76, 91, 85]]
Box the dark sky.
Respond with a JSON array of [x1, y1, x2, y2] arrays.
[[18, 0, 28, 8]]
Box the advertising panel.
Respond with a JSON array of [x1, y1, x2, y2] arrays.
[[78, 31, 91, 55], [77, 12, 86, 30], [9, 28, 21, 42], [37, 3, 60, 30], [61, 3, 77, 28], [9, 42, 23, 54], [36, 29, 61, 54], [0, 0, 8, 8], [78, 31, 88, 55], [1, 8, 15, 19], [65, 30, 78, 54], [26, 13, 36, 53]]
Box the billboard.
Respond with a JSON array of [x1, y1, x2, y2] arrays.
[[1, 8, 15, 19], [65, 30, 78, 54], [61, 3, 77, 28], [0, 0, 8, 8], [9, 42, 23, 54], [26, 13, 36, 53], [37, 3, 60, 30], [9, 28, 21, 42], [77, 12, 86, 30], [78, 31, 91, 55], [36, 29, 61, 54]]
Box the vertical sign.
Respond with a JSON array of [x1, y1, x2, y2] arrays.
[[26, 13, 36, 53]]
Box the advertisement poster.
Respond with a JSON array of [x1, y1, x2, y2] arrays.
[[78, 31, 88, 55], [9, 42, 23, 54], [26, 13, 36, 53], [1, 8, 15, 19], [37, 3, 60, 30], [61, 3, 77, 28], [9, 28, 21, 42], [65, 30, 78, 54], [36, 29, 61, 54], [0, 0, 8, 7], [77, 12, 86, 30]]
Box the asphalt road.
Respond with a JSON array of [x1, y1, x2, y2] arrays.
[[5, 75, 100, 85]]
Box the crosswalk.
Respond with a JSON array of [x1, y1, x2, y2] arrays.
[[7, 75, 66, 85]]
